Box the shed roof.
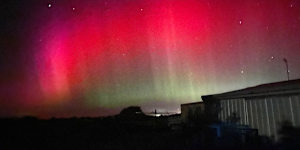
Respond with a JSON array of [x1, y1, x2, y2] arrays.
[[202, 79, 300, 100], [181, 101, 204, 106]]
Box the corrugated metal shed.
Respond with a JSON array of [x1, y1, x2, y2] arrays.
[[202, 79, 300, 140]]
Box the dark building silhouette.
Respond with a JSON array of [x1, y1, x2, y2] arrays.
[[181, 102, 205, 124]]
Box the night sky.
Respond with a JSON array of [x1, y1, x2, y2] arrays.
[[1, 0, 300, 118]]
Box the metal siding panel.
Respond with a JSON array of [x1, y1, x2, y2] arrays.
[[288, 96, 295, 126], [237, 99, 241, 124], [234, 99, 238, 124], [258, 99, 265, 135], [281, 96, 290, 123], [242, 99, 246, 125], [225, 101, 227, 121], [273, 97, 281, 137], [224, 101, 227, 122], [265, 98, 271, 136], [222, 101, 225, 122], [235, 99, 238, 120], [269, 98, 277, 139], [245, 99, 249, 125], [249, 100, 254, 128], [220, 101, 223, 121], [219, 102, 222, 121], [227, 100, 230, 123], [254, 100, 260, 131], [292, 95, 300, 126], [218, 110, 221, 121], [231, 100, 234, 116], [239, 99, 243, 124], [230, 100, 233, 118], [256, 99, 264, 135], [275, 97, 282, 124], [232, 100, 235, 114]]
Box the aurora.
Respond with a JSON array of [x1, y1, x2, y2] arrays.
[[0, 0, 300, 118]]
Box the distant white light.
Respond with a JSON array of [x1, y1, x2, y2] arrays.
[[268, 56, 275, 62], [155, 114, 161, 117], [239, 20, 242, 25], [72, 7, 75, 11], [290, 4, 293, 8], [241, 70, 244, 74], [140, 8, 143, 11], [48, 4, 52, 8]]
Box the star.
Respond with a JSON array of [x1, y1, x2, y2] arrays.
[[72, 7, 76, 11], [268, 56, 275, 62], [48, 4, 52, 8], [140, 8, 143, 11], [239, 20, 242, 25], [241, 70, 244, 74]]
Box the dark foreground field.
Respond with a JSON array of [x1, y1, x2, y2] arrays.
[[0, 117, 198, 150], [0, 116, 299, 150]]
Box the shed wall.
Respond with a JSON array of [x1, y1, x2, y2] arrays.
[[219, 94, 300, 140]]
